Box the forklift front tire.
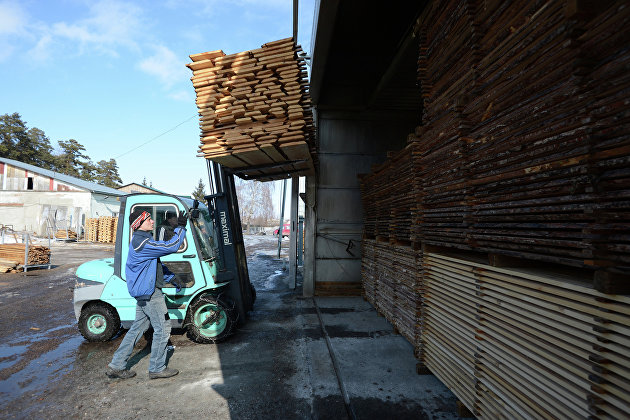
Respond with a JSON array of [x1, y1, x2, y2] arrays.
[[78, 302, 121, 342], [186, 294, 236, 344]]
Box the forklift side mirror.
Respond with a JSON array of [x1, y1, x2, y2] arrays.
[[190, 209, 200, 219]]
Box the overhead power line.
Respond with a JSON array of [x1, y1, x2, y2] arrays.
[[114, 114, 197, 160]]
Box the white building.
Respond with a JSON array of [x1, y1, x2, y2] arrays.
[[0, 157, 126, 236]]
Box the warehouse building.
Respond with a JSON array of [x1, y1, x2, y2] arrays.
[[303, 1, 630, 418], [0, 157, 125, 237]]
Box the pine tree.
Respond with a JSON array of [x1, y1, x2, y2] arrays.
[[27, 127, 55, 169], [0, 113, 54, 166], [1, 112, 122, 186], [95, 159, 123, 188], [56, 139, 89, 178], [0, 113, 29, 161], [192, 178, 206, 202]]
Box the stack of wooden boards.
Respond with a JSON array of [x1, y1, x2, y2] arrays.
[[361, 239, 424, 354], [0, 243, 50, 272], [55, 229, 77, 240], [360, 0, 630, 288], [84, 217, 117, 243], [422, 253, 630, 420], [187, 37, 316, 181], [359, 1, 630, 418]]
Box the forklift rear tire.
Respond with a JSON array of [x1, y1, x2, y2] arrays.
[[78, 302, 121, 342], [186, 294, 236, 344]]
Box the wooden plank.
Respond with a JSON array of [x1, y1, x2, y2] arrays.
[[259, 144, 285, 163], [189, 50, 225, 62], [206, 153, 247, 168], [232, 147, 274, 166], [279, 141, 310, 161]]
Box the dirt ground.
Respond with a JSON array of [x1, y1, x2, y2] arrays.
[[0, 235, 460, 420], [0, 235, 289, 419]]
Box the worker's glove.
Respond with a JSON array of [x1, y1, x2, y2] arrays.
[[170, 277, 185, 292], [177, 211, 188, 227]]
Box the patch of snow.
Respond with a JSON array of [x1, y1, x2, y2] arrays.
[[263, 270, 285, 290]]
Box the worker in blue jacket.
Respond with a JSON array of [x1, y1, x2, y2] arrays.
[[106, 208, 187, 380]]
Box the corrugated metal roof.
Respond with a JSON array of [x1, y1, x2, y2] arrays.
[[0, 157, 126, 196]]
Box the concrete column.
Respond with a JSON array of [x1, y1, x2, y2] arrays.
[[303, 174, 316, 297], [288, 176, 299, 289]]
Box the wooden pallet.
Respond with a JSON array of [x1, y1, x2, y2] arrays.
[[84, 218, 98, 242], [85, 216, 118, 244]]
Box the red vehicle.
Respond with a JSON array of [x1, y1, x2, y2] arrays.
[[274, 224, 290, 238]]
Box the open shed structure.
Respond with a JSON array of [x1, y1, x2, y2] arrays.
[[190, 1, 629, 417], [302, 1, 630, 419]]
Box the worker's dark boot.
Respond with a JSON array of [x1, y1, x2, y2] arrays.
[[105, 367, 137, 379], [149, 368, 179, 379]]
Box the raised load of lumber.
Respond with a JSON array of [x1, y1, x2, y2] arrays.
[[186, 37, 316, 181]]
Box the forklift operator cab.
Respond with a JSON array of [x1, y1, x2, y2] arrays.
[[73, 193, 250, 344]]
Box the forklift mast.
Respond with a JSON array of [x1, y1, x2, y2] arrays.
[[205, 160, 255, 323]]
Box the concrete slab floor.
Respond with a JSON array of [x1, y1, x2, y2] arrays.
[[304, 297, 462, 420], [206, 265, 463, 420]]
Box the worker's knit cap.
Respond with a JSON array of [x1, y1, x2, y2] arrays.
[[129, 210, 151, 230]]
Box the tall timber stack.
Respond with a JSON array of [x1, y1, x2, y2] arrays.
[[359, 143, 424, 356], [359, 1, 630, 418], [186, 38, 316, 181]]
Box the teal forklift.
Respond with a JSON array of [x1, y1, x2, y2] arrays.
[[73, 162, 255, 343]]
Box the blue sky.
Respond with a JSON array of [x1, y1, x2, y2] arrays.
[[0, 0, 314, 207]]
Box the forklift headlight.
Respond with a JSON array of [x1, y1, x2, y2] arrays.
[[74, 279, 103, 289]]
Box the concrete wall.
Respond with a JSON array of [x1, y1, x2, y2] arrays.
[[0, 191, 120, 236], [308, 112, 413, 291], [91, 194, 121, 218]]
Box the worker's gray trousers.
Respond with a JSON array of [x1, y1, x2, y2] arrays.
[[108, 288, 172, 373]]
